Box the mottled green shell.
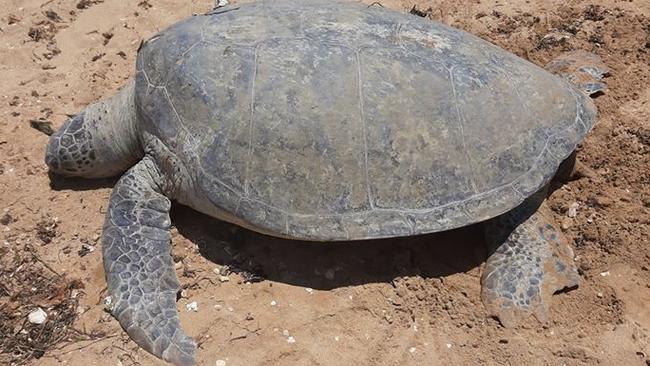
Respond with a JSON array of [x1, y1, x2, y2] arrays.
[[134, 0, 596, 240]]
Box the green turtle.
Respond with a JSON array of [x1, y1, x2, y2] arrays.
[[44, 1, 607, 365]]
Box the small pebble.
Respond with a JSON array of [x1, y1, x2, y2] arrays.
[[287, 336, 296, 343], [215, 0, 229, 7], [282, 329, 290, 336], [215, 360, 226, 366], [219, 275, 230, 282], [186, 301, 198, 312], [103, 296, 114, 312], [28, 308, 47, 324], [587, 213, 596, 223], [446, 343, 452, 349], [597, 292, 603, 298], [567, 202, 579, 218], [213, 267, 221, 275], [270, 300, 277, 306], [334, 336, 340, 342], [409, 347, 416, 353], [600, 271, 610, 277], [305, 288, 313, 294]]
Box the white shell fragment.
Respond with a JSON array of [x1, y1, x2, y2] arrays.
[[186, 301, 198, 312], [218, 275, 230, 282], [28, 307, 47, 324]]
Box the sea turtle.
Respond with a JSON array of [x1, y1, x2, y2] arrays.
[[44, 1, 608, 365]]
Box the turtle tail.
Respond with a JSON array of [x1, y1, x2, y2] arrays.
[[45, 80, 143, 178], [545, 50, 610, 96]]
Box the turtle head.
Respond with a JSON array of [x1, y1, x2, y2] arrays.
[[545, 51, 610, 96], [45, 112, 97, 176], [45, 80, 143, 178]]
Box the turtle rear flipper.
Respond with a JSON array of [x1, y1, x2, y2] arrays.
[[545, 51, 610, 96], [481, 189, 580, 327], [103, 157, 196, 366]]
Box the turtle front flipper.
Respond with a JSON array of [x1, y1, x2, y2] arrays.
[[481, 190, 579, 327], [103, 157, 196, 365]]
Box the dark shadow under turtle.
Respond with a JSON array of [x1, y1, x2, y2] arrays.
[[44, 1, 607, 365]]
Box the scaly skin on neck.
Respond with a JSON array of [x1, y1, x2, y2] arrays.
[[45, 80, 143, 178]]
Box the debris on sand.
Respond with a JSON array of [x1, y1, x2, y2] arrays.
[[35, 215, 58, 244], [44, 9, 63, 23], [76, 0, 104, 10], [0, 245, 84, 364], [91, 52, 106, 62], [29, 119, 54, 136], [218, 258, 265, 284], [101, 31, 113, 45], [409, 5, 430, 18], [0, 211, 13, 225], [138, 0, 152, 10], [30, 119, 55, 136], [77, 243, 95, 257], [7, 14, 21, 25]]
